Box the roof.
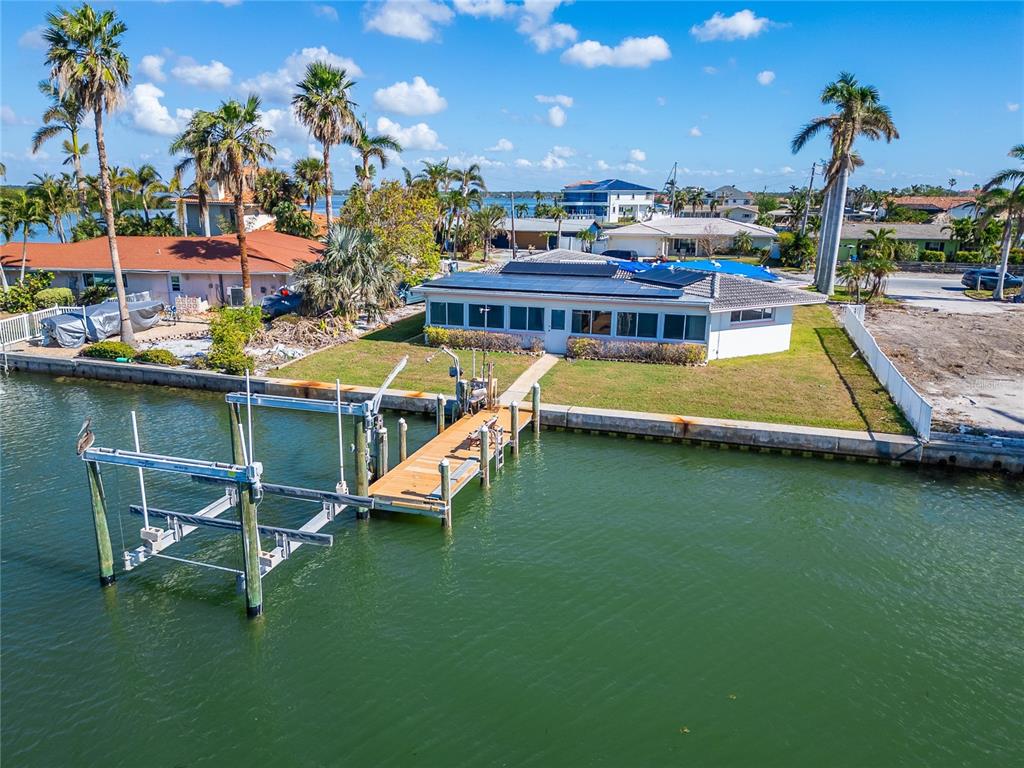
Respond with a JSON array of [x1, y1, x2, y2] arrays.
[[710, 185, 751, 198], [502, 217, 596, 233], [840, 222, 952, 240], [0, 230, 322, 274], [890, 195, 977, 211], [420, 272, 690, 301], [606, 218, 778, 238], [562, 178, 657, 193]]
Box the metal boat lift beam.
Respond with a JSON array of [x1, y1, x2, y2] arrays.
[[128, 505, 333, 546], [82, 447, 259, 485], [225, 391, 372, 417], [262, 482, 374, 508]]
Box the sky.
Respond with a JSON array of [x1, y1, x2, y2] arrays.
[[1, 1, 1022, 193]]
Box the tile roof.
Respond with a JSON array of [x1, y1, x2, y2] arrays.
[[607, 218, 778, 238], [890, 195, 977, 211], [0, 231, 322, 274], [840, 222, 952, 240], [502, 217, 597, 233], [562, 178, 657, 192]]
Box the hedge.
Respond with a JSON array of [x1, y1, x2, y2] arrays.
[[35, 287, 75, 307], [918, 250, 946, 263], [954, 250, 985, 264], [424, 326, 531, 352], [566, 336, 706, 366], [135, 348, 182, 366], [1010, 249, 1024, 265], [82, 341, 135, 360]]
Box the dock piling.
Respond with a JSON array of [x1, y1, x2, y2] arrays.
[[531, 383, 541, 433], [236, 482, 263, 617], [376, 426, 389, 476], [86, 461, 116, 587], [436, 394, 446, 435], [510, 401, 520, 457], [439, 458, 452, 527], [355, 419, 370, 519], [479, 425, 491, 488], [398, 418, 408, 463]]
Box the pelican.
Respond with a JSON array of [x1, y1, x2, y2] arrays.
[[76, 417, 94, 455]]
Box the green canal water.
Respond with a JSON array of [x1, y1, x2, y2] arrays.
[[1, 373, 1021, 766]]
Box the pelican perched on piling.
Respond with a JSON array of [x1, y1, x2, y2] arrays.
[[76, 417, 94, 455]]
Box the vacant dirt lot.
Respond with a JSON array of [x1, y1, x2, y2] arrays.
[[863, 304, 1024, 435]]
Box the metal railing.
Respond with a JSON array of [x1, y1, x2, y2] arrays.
[[842, 305, 933, 440], [0, 305, 83, 349]]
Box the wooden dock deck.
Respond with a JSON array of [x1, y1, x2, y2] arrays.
[[369, 406, 530, 517]]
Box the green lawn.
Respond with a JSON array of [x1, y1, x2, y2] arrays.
[[538, 305, 910, 434], [274, 312, 537, 394]]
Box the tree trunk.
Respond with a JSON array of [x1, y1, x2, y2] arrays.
[[72, 138, 89, 216], [20, 231, 29, 282], [362, 158, 372, 194], [94, 108, 135, 346], [992, 219, 1013, 301], [557, 220, 563, 248], [0, 261, 8, 289], [143, 196, 150, 225], [235, 189, 252, 305], [818, 168, 849, 296], [813, 183, 832, 288], [55, 214, 67, 244], [323, 144, 333, 229]]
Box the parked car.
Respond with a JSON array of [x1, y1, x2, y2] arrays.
[[397, 284, 425, 305], [261, 286, 303, 318], [602, 249, 640, 261], [961, 269, 1023, 291]]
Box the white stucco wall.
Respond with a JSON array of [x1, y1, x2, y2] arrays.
[[599, 235, 662, 257], [707, 305, 793, 359]]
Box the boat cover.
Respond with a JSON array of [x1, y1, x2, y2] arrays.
[[40, 298, 166, 348]]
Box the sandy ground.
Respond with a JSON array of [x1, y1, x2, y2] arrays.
[[863, 304, 1024, 436], [6, 319, 210, 359]]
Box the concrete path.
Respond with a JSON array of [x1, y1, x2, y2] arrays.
[[499, 353, 560, 405]]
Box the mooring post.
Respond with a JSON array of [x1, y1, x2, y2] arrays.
[[236, 481, 263, 618], [398, 418, 408, 463], [355, 419, 370, 519], [85, 461, 116, 587], [436, 394, 446, 435], [531, 382, 541, 433], [479, 424, 490, 488], [376, 426, 389, 476], [439, 458, 452, 528], [510, 401, 520, 457], [228, 403, 246, 465]]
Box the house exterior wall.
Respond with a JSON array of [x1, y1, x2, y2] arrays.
[[599, 235, 663, 258], [602, 232, 776, 258], [184, 201, 260, 236], [838, 236, 956, 258], [708, 305, 793, 359]]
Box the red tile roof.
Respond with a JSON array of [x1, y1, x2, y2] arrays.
[[891, 195, 977, 211], [0, 231, 322, 274]]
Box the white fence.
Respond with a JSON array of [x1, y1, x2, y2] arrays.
[[0, 305, 83, 349], [842, 305, 933, 440]]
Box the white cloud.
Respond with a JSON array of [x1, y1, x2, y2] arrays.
[[374, 76, 447, 115], [139, 55, 167, 82], [629, 148, 646, 162], [517, 1, 578, 52], [514, 158, 533, 168], [312, 4, 339, 21], [756, 70, 776, 86], [488, 138, 514, 152], [689, 126, 702, 137], [702, 65, 718, 75], [561, 36, 671, 69], [365, 0, 454, 42], [752, 167, 764, 175], [128, 83, 193, 136], [258, 106, 308, 142], [948, 167, 973, 177], [690, 10, 773, 42], [376, 116, 445, 150], [596, 160, 610, 171], [171, 57, 232, 89], [535, 94, 574, 108], [1, 105, 21, 125], [453, 0, 510, 18], [551, 145, 575, 158], [18, 25, 46, 50], [240, 47, 362, 103], [446, 153, 505, 169], [1008, 102, 1021, 112], [276, 147, 295, 164], [872, 168, 886, 176], [539, 152, 567, 171], [780, 165, 795, 174], [547, 105, 567, 127], [528, 23, 578, 52]]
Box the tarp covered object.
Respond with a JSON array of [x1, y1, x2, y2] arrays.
[[41, 298, 166, 348]]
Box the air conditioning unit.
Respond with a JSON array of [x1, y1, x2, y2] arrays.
[[227, 286, 245, 307]]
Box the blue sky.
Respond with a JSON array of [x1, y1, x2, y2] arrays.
[[2, 1, 1022, 192]]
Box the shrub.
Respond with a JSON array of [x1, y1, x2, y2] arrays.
[[79, 285, 114, 305], [82, 341, 135, 360], [954, 250, 984, 264], [71, 217, 104, 242], [214, 306, 263, 340], [0, 271, 57, 313], [893, 241, 919, 262], [201, 305, 263, 375], [778, 231, 815, 269], [423, 326, 527, 352], [204, 347, 255, 376], [1009, 249, 1023, 265], [566, 336, 706, 366], [135, 348, 182, 366], [919, 250, 946, 263], [273, 201, 317, 239], [35, 287, 75, 307]]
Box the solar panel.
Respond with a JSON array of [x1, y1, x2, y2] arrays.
[[501, 261, 619, 278], [633, 268, 708, 288]]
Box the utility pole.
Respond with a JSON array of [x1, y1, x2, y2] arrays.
[[509, 191, 518, 259], [800, 162, 816, 236]]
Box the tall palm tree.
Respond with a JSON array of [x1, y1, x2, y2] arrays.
[[166, 169, 188, 236], [170, 110, 216, 237], [293, 157, 326, 214], [470, 205, 506, 261], [45, 3, 135, 344], [2, 191, 52, 281], [205, 95, 275, 305], [792, 72, 899, 295], [450, 162, 486, 252], [981, 144, 1024, 301], [124, 163, 165, 224], [28, 173, 75, 243], [977, 185, 1024, 300], [578, 228, 596, 253], [32, 80, 90, 216], [346, 122, 402, 193], [550, 205, 567, 248], [292, 61, 357, 229], [514, 202, 529, 219], [688, 187, 705, 214]]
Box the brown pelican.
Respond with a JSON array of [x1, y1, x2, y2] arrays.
[[76, 417, 94, 455]]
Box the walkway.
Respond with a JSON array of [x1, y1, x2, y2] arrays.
[[499, 353, 560, 405]]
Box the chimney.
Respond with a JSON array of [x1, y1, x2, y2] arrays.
[[711, 272, 720, 299]]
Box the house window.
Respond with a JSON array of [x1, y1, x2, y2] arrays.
[[684, 315, 707, 341], [509, 306, 542, 331], [469, 303, 504, 329], [170, 275, 181, 292], [924, 241, 944, 251], [83, 272, 116, 288], [616, 311, 658, 338], [571, 309, 611, 335], [730, 308, 774, 324], [663, 314, 707, 342], [430, 301, 464, 326], [551, 309, 565, 330]]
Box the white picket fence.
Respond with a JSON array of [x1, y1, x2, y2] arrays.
[[0, 305, 83, 349], [842, 305, 933, 440]]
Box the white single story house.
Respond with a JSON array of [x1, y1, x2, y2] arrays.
[[1, 230, 321, 307], [598, 218, 778, 259], [493, 217, 599, 252], [418, 250, 824, 360]]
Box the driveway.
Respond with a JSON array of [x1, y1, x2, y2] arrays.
[[884, 274, 1017, 314]]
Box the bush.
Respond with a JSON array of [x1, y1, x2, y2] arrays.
[[72, 217, 104, 242], [954, 250, 985, 264], [214, 306, 263, 340], [204, 347, 255, 376], [566, 336, 706, 366], [1009, 249, 1023, 265], [82, 340, 135, 360], [135, 348, 182, 366], [79, 285, 114, 305], [273, 201, 317, 239], [423, 326, 528, 352], [919, 250, 946, 263], [777, 231, 815, 269], [893, 241, 918, 262], [35, 287, 75, 307], [200, 305, 263, 375], [0, 271, 57, 313]]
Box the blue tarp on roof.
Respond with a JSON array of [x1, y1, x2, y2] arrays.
[[649, 260, 779, 282], [613, 261, 653, 274]]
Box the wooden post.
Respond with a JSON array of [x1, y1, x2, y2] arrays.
[[436, 394, 446, 435], [235, 482, 263, 617], [228, 403, 245, 465], [86, 461, 115, 587], [439, 458, 452, 528], [376, 426, 389, 476], [510, 401, 520, 457], [479, 424, 490, 488], [531, 382, 541, 433], [398, 418, 408, 463], [354, 418, 370, 519]]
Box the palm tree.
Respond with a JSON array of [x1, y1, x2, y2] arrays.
[[977, 185, 1024, 300], [292, 61, 357, 229], [166, 169, 188, 236], [293, 157, 326, 214], [2, 191, 52, 281], [513, 202, 529, 219], [170, 110, 216, 237], [253, 167, 293, 213], [981, 144, 1024, 300], [837, 259, 869, 302], [125, 164, 165, 224], [792, 72, 899, 296], [45, 4, 135, 344], [688, 187, 704, 214], [578, 229, 596, 253], [861, 227, 897, 299], [735, 230, 754, 255], [470, 205, 505, 261], [205, 95, 275, 305], [28, 173, 74, 243], [347, 122, 402, 193], [450, 162, 486, 251], [550, 205, 567, 248], [32, 80, 90, 216]]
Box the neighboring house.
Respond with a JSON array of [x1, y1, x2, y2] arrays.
[[418, 250, 824, 359], [705, 186, 754, 206], [838, 222, 957, 259], [599, 218, 778, 259], [183, 175, 269, 236], [0, 231, 320, 307], [886, 195, 979, 221], [674, 204, 759, 223], [561, 179, 657, 223], [493, 217, 599, 251]]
